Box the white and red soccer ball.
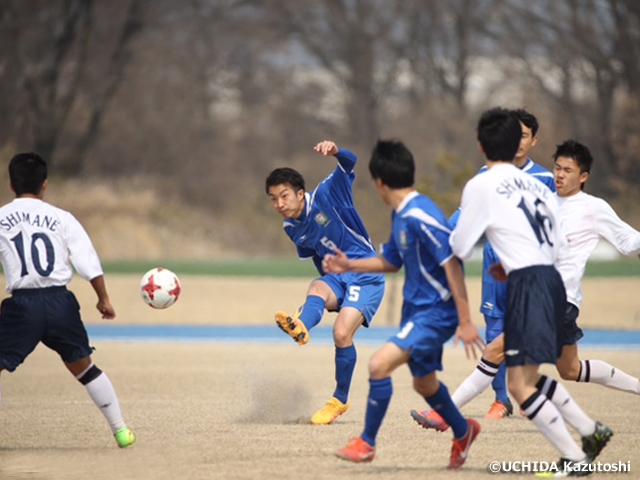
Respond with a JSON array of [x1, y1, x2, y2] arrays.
[[140, 267, 181, 309]]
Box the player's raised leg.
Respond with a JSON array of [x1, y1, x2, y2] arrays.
[[274, 279, 332, 345], [557, 343, 640, 394]]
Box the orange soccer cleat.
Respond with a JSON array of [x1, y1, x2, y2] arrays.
[[335, 437, 375, 463], [410, 408, 450, 432], [448, 419, 481, 470]]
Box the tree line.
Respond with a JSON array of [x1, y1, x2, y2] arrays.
[[1, 0, 638, 253]]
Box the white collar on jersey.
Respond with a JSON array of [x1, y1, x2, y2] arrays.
[[396, 190, 419, 213]]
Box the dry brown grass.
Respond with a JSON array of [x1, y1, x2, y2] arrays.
[[0, 343, 638, 480]]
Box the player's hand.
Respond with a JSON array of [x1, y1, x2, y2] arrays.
[[453, 322, 485, 360], [488, 262, 508, 282], [314, 140, 338, 156], [322, 247, 349, 273], [96, 299, 116, 320]]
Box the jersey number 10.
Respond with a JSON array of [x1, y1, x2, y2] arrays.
[[10, 231, 55, 277]]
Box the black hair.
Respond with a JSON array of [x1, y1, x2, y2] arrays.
[[553, 140, 593, 190], [476, 108, 522, 162], [368, 139, 415, 189], [511, 108, 539, 136], [9, 152, 47, 196], [265, 167, 306, 194]]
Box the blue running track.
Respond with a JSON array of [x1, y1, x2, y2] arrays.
[[86, 325, 640, 349]]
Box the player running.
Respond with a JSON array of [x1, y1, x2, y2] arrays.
[[323, 139, 484, 470], [265, 141, 385, 425], [0, 152, 135, 448], [412, 108, 556, 426], [449, 108, 609, 474], [411, 140, 634, 463]]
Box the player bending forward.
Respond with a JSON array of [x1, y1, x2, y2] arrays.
[[265, 141, 385, 425], [0, 153, 135, 448]]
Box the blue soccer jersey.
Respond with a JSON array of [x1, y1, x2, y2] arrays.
[[478, 158, 556, 317], [283, 148, 380, 277], [380, 191, 455, 313]]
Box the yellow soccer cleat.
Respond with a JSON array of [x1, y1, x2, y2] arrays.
[[114, 427, 136, 448], [274, 310, 309, 345], [311, 397, 349, 425]]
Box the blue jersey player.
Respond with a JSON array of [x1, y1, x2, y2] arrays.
[[323, 140, 484, 470], [265, 140, 385, 425], [411, 109, 557, 430]]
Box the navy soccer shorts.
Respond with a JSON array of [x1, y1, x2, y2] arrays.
[[561, 302, 584, 346], [0, 286, 93, 372], [504, 265, 566, 367]]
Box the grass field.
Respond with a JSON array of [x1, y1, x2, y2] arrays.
[[101, 256, 640, 278]]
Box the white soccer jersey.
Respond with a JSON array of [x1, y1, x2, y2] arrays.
[[0, 198, 103, 292], [451, 163, 564, 274], [556, 191, 640, 308]]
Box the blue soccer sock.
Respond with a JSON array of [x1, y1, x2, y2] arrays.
[[333, 345, 356, 404], [491, 362, 510, 404], [361, 377, 393, 447], [426, 382, 468, 439], [298, 295, 325, 330]]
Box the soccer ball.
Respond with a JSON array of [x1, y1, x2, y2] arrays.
[[140, 267, 181, 309]]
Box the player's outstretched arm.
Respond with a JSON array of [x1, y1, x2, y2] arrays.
[[314, 140, 339, 156], [90, 275, 116, 320], [323, 247, 398, 274], [443, 257, 485, 359]]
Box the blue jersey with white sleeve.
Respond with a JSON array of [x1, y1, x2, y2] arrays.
[[282, 148, 382, 283], [479, 158, 556, 317], [380, 191, 455, 314]]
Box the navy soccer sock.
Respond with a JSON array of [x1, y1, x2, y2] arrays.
[[333, 344, 356, 404], [361, 377, 393, 447], [426, 382, 468, 439]]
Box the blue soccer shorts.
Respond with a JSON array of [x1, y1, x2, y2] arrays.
[[389, 300, 458, 378], [320, 272, 385, 327]]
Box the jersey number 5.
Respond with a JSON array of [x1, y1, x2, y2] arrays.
[[10, 231, 55, 277], [517, 198, 554, 246]]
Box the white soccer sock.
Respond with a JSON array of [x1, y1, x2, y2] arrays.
[[80, 369, 126, 434], [537, 376, 595, 437], [451, 358, 498, 409], [579, 360, 640, 394], [523, 392, 585, 461]]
